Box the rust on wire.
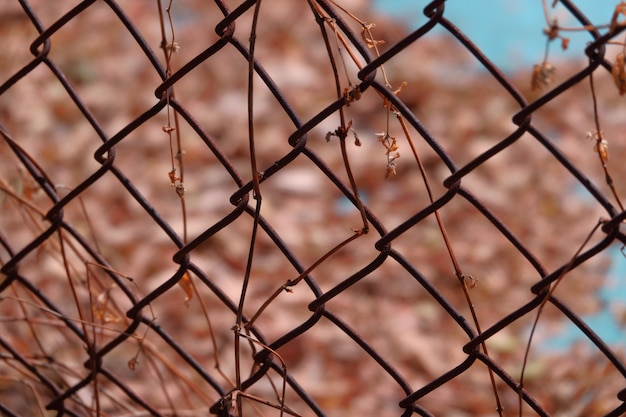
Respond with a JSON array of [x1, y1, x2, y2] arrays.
[[1, 0, 626, 416]]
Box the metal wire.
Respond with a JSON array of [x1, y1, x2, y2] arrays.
[[1, 0, 626, 416]]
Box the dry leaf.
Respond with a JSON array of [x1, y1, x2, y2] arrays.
[[531, 62, 555, 91], [612, 53, 626, 95], [179, 271, 193, 304]]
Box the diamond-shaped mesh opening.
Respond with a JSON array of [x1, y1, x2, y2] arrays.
[[2, 1, 626, 416]]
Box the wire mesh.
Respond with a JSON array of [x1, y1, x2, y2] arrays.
[[1, 0, 626, 416]]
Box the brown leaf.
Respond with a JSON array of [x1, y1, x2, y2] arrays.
[[531, 62, 555, 91], [179, 271, 194, 304], [612, 53, 626, 95]]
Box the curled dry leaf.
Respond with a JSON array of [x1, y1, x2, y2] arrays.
[[612, 53, 626, 95], [179, 271, 193, 304], [609, 2, 626, 34], [594, 139, 609, 163], [531, 62, 556, 91]]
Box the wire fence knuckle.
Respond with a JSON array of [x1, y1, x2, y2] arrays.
[[1, 1, 626, 416]]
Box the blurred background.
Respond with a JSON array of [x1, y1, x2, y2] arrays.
[[1, 1, 626, 416]]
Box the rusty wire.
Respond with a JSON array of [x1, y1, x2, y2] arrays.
[[1, 0, 626, 416]]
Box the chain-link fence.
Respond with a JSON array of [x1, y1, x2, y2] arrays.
[[1, 0, 626, 416]]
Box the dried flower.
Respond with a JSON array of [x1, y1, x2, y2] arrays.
[[544, 17, 559, 40], [162, 40, 180, 54], [92, 291, 121, 324], [361, 23, 385, 49], [174, 182, 186, 197], [586, 131, 609, 163], [464, 274, 479, 289], [376, 132, 400, 178]]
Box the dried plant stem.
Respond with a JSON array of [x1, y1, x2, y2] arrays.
[[245, 0, 371, 331], [233, 0, 265, 415], [311, 0, 368, 233], [57, 229, 101, 415], [139, 339, 216, 405], [157, 0, 188, 243], [518, 219, 604, 416], [245, 229, 362, 331], [396, 114, 503, 416], [7, 286, 48, 357], [185, 273, 231, 386], [588, 71, 624, 211], [327, 0, 391, 87], [310, 4, 503, 411], [236, 332, 293, 417]]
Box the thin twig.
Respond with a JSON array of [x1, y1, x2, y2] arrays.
[[395, 113, 504, 416], [518, 219, 604, 417], [588, 71, 624, 211]]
